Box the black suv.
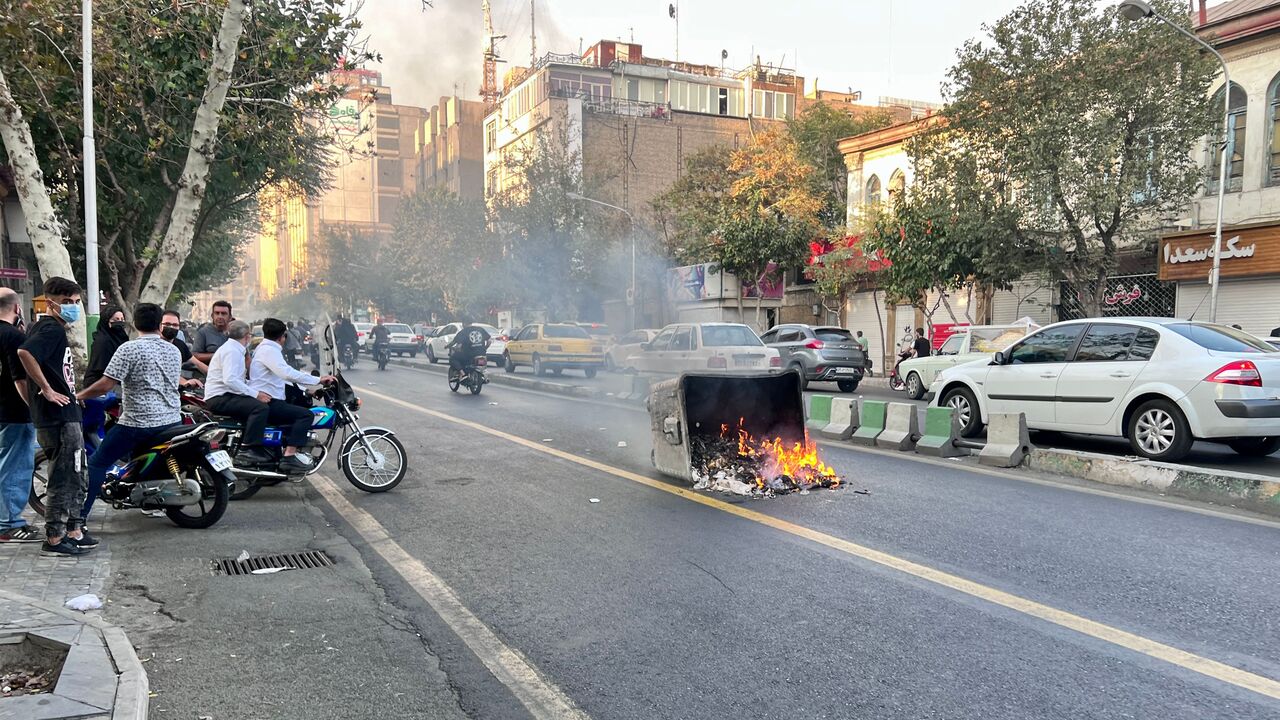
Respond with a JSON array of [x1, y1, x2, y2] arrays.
[[760, 324, 867, 392]]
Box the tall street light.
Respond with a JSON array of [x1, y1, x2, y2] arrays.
[[567, 192, 637, 330], [82, 0, 101, 329], [1119, 0, 1229, 323]]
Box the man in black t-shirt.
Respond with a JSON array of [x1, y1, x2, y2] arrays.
[[446, 323, 491, 376], [18, 277, 90, 556], [912, 328, 932, 359], [0, 289, 37, 544], [162, 310, 208, 375]]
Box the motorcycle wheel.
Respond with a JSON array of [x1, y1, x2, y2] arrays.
[[165, 466, 231, 529], [28, 449, 48, 516], [448, 370, 461, 393], [340, 429, 406, 492], [469, 372, 483, 395]]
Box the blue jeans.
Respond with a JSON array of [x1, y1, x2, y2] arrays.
[[84, 423, 176, 518], [0, 422, 35, 530]]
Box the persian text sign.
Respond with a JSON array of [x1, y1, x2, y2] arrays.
[[1158, 222, 1280, 282]]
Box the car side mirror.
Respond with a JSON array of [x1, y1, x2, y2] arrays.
[[992, 350, 1006, 365]]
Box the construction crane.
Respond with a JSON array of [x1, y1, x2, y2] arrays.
[[481, 0, 506, 106]]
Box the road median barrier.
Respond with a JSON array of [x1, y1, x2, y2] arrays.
[[806, 395, 834, 435], [916, 406, 964, 458], [820, 398, 858, 441], [876, 402, 919, 452], [978, 413, 1032, 468], [850, 400, 886, 446]]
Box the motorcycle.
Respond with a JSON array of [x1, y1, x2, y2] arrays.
[[339, 342, 357, 370], [449, 356, 488, 395], [888, 349, 913, 392], [182, 376, 407, 500], [374, 342, 391, 371], [30, 420, 233, 529]]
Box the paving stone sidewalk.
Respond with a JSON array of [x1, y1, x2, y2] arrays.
[[0, 507, 148, 720]]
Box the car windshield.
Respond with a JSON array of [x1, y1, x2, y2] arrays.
[[971, 327, 1029, 353], [815, 328, 853, 342], [545, 325, 590, 339], [1166, 323, 1275, 353], [701, 325, 762, 347], [386, 324, 411, 333], [477, 324, 501, 335]]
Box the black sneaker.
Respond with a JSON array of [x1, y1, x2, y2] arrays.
[[41, 538, 90, 556], [279, 455, 312, 475], [69, 531, 100, 548], [0, 526, 42, 543], [239, 447, 274, 465]]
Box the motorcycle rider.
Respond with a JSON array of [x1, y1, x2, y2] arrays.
[[370, 320, 390, 363], [249, 319, 337, 473], [203, 321, 274, 466], [76, 303, 204, 524], [334, 316, 359, 363], [446, 323, 491, 379]]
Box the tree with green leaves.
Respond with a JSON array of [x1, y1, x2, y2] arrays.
[[928, 0, 1217, 316], [0, 0, 374, 317], [788, 102, 892, 229]]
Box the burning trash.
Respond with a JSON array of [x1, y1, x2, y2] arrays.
[[690, 419, 843, 496]]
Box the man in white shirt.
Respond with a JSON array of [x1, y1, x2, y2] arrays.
[[203, 321, 276, 466], [249, 319, 336, 473]]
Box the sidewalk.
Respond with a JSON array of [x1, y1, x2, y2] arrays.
[[0, 507, 147, 720]]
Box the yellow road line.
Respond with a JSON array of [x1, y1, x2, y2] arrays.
[[358, 386, 1280, 702], [310, 474, 589, 720]]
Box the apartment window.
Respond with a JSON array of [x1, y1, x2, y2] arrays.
[[376, 114, 400, 131], [764, 91, 775, 119], [1269, 72, 1280, 185], [377, 158, 402, 188], [376, 134, 400, 152], [718, 88, 728, 116], [486, 120, 497, 152], [1207, 83, 1247, 193], [865, 174, 882, 205], [627, 78, 640, 101]]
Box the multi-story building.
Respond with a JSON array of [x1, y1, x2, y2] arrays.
[[417, 95, 486, 201]]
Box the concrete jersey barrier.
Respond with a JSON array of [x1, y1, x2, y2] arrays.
[[850, 400, 887, 446], [820, 398, 858, 441], [806, 395, 834, 434], [978, 412, 1032, 467], [875, 402, 919, 452], [916, 406, 964, 458]]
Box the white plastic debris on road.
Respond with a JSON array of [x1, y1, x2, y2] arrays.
[[589, 498, 600, 504], [65, 594, 103, 611], [250, 567, 292, 575], [236, 550, 250, 562], [617, 441, 628, 448], [691, 471, 754, 496]]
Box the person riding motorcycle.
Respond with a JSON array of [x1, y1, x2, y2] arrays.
[[334, 317, 359, 362], [446, 324, 491, 379], [370, 321, 391, 360]]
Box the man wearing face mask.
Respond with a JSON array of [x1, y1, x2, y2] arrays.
[[161, 310, 208, 375], [18, 277, 90, 556]]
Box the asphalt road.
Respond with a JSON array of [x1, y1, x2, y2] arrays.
[[265, 361, 1280, 718], [397, 354, 1280, 477]]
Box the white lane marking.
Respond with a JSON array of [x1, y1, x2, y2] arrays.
[[310, 474, 589, 720]]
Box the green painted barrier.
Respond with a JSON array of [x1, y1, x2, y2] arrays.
[[917, 406, 963, 458], [806, 394, 834, 433], [850, 400, 886, 446]]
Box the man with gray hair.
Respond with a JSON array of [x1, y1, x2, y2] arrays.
[[203, 320, 273, 465], [0, 289, 36, 543]]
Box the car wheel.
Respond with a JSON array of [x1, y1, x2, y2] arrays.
[[427, 346, 437, 364], [533, 354, 546, 376], [837, 379, 860, 393], [1226, 436, 1280, 457], [585, 368, 597, 379], [1127, 398, 1192, 462], [906, 372, 925, 400], [504, 353, 515, 373], [942, 386, 982, 438], [788, 364, 808, 391], [410, 351, 417, 358]]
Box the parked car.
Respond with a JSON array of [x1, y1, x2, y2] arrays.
[[930, 318, 1280, 462], [425, 323, 506, 366], [378, 323, 419, 356], [626, 323, 781, 375], [353, 322, 372, 352], [897, 324, 1038, 399], [412, 324, 435, 351], [505, 323, 605, 377], [606, 329, 659, 372], [759, 324, 866, 392]]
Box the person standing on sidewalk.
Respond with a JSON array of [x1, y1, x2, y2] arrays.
[[17, 277, 91, 556], [77, 303, 204, 522], [0, 289, 38, 543]]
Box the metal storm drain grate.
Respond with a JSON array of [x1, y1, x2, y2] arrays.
[[212, 550, 335, 576]]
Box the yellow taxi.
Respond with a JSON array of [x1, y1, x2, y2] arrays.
[[504, 323, 605, 378]]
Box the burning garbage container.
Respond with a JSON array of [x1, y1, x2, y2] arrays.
[[648, 372, 843, 495]]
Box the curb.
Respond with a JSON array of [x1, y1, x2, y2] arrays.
[[0, 589, 148, 720], [1026, 447, 1280, 517]]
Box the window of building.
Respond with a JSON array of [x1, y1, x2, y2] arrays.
[[486, 121, 497, 152], [1269, 72, 1280, 185], [888, 170, 905, 202], [718, 87, 728, 116], [1207, 83, 1247, 193], [626, 78, 639, 101], [376, 134, 400, 152], [376, 114, 400, 131], [377, 158, 402, 188], [865, 174, 882, 205]]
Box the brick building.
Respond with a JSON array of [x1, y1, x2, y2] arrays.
[[417, 95, 486, 201]]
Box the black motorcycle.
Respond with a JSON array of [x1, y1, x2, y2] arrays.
[[339, 342, 357, 370], [183, 378, 407, 500], [374, 342, 391, 371], [449, 356, 488, 395], [31, 421, 233, 529]]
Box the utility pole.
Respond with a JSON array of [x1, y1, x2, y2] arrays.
[[82, 0, 100, 325]]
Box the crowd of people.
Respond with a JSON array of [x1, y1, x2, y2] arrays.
[[0, 278, 333, 556]]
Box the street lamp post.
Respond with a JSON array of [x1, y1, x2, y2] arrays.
[[1119, 0, 1229, 323], [567, 192, 637, 330], [82, 0, 100, 327]]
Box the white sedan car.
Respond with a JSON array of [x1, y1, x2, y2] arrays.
[[626, 323, 781, 375], [930, 318, 1280, 462], [425, 323, 507, 366]]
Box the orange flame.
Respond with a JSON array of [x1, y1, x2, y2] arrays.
[[716, 421, 841, 489]]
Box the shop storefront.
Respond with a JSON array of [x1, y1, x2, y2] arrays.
[[1161, 221, 1280, 335]]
